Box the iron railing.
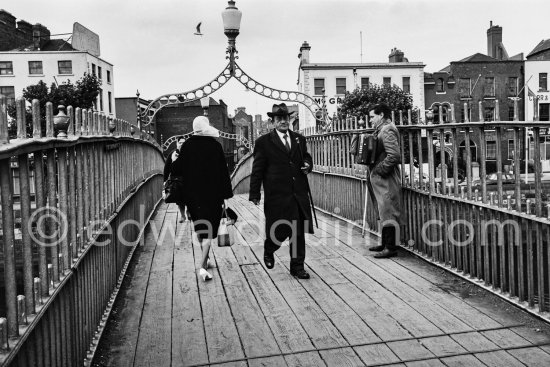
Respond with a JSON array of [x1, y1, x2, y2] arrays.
[[0, 97, 165, 366], [300, 105, 550, 319]]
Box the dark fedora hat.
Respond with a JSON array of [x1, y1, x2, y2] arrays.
[[267, 103, 296, 117]]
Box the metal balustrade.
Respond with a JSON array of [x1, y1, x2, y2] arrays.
[[300, 105, 550, 318], [0, 97, 165, 366]]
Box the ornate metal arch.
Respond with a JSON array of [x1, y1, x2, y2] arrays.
[[140, 61, 331, 130], [162, 131, 253, 152]]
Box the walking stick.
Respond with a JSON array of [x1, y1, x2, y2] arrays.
[[295, 136, 319, 229], [362, 180, 369, 237]]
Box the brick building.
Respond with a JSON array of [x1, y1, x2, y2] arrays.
[[424, 22, 525, 176], [154, 98, 236, 170]]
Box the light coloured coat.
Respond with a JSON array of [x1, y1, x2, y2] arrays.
[[366, 119, 403, 226]]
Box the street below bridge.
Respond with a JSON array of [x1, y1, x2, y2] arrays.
[[93, 195, 550, 367]]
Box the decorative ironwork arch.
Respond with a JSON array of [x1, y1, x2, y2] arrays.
[[140, 61, 330, 130], [162, 131, 253, 152]]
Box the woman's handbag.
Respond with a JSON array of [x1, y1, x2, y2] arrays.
[[163, 175, 184, 203], [218, 205, 235, 247]]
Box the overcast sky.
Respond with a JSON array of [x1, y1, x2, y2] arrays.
[[5, 0, 549, 118]]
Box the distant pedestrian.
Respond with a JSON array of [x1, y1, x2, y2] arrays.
[[164, 136, 190, 222], [366, 103, 403, 258], [249, 103, 314, 279], [171, 116, 233, 281]]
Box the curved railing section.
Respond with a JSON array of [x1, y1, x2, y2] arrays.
[[0, 97, 165, 366], [230, 152, 254, 195]]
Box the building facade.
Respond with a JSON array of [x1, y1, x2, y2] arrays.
[[0, 10, 115, 116], [297, 41, 425, 128], [424, 22, 526, 176]]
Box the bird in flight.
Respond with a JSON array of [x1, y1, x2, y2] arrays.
[[194, 22, 203, 36]]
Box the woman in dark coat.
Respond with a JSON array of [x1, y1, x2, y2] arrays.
[[163, 136, 189, 222], [171, 116, 233, 281]]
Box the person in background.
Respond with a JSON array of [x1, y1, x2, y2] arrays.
[[163, 136, 189, 223], [366, 103, 403, 258], [171, 116, 233, 281]]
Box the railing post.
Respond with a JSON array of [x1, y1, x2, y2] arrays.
[[478, 101, 484, 122]]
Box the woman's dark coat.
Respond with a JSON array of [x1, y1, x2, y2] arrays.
[[171, 135, 233, 238], [249, 129, 314, 237]]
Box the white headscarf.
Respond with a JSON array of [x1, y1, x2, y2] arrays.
[[192, 116, 219, 138]]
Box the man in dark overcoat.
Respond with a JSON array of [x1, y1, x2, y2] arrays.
[[249, 103, 314, 279]]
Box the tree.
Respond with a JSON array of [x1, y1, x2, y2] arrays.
[[338, 83, 415, 121], [7, 73, 101, 138]]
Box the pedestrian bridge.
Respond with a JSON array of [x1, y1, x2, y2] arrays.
[[2, 100, 550, 366]]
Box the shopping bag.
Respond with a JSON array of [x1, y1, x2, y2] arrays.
[[218, 218, 231, 247], [164, 175, 184, 203]]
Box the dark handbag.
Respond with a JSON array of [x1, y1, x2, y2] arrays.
[[163, 175, 184, 203], [221, 207, 238, 223], [356, 133, 378, 165]]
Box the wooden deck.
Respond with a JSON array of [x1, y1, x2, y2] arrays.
[[93, 195, 550, 367]]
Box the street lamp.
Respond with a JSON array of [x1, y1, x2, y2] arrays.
[[200, 96, 210, 116], [222, 0, 242, 75]]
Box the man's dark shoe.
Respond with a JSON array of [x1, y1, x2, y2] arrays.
[[373, 249, 398, 259], [368, 245, 385, 252], [290, 269, 310, 279], [264, 252, 275, 269]]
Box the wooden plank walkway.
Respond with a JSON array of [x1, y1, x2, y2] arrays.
[[93, 195, 550, 367]]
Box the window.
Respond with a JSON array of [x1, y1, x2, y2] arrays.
[[0, 86, 15, 105], [508, 105, 516, 121], [484, 107, 495, 121], [336, 78, 346, 94], [508, 140, 516, 159], [92, 63, 96, 76], [58, 60, 72, 74], [541, 135, 550, 160], [107, 70, 111, 83], [0, 61, 13, 75], [541, 103, 550, 121], [108, 91, 112, 113], [402, 77, 410, 93], [99, 89, 103, 111], [486, 140, 497, 160], [507, 77, 518, 96], [436, 78, 445, 92], [483, 77, 495, 97], [540, 73, 548, 91], [383, 77, 391, 86], [98, 66, 102, 80], [361, 77, 369, 89], [314, 78, 324, 95], [28, 61, 43, 75], [458, 78, 470, 98]]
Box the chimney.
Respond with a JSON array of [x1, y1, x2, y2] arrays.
[[299, 41, 311, 64], [388, 48, 405, 62], [32, 23, 50, 50], [16, 20, 32, 43], [487, 21, 502, 58]]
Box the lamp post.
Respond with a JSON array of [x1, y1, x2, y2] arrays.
[[222, 0, 242, 75], [200, 96, 210, 116]]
